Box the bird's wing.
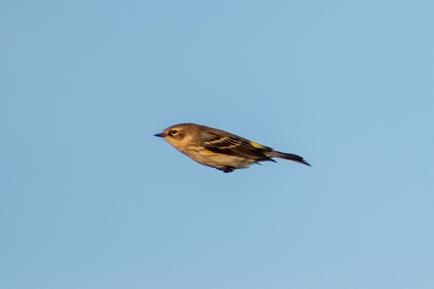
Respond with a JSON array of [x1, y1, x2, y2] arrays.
[[198, 130, 275, 162]]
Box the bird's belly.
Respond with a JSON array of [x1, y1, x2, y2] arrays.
[[185, 149, 255, 169]]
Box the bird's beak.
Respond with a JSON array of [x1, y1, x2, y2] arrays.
[[154, 132, 165, 137]]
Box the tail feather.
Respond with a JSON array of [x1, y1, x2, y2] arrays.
[[269, 151, 311, 166]]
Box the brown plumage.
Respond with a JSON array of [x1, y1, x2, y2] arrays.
[[155, 123, 310, 172]]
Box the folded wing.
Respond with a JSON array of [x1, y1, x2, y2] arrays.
[[198, 130, 275, 162]]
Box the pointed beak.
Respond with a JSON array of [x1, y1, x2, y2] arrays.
[[154, 132, 165, 137]]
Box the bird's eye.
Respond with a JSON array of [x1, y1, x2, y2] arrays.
[[170, 129, 178, 135]]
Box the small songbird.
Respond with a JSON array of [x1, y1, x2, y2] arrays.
[[154, 123, 310, 173]]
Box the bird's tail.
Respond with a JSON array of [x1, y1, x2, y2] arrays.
[[268, 150, 311, 166]]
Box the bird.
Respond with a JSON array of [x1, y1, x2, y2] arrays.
[[154, 123, 310, 173]]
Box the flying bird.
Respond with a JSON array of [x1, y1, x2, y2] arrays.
[[154, 123, 310, 173]]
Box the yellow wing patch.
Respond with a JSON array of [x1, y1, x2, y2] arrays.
[[250, 141, 265, 149]]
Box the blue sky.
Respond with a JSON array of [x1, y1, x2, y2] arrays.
[[1, 1, 433, 288]]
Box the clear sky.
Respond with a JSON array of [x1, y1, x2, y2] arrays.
[[1, 1, 433, 288]]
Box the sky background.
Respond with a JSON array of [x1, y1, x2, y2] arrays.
[[1, 1, 434, 288]]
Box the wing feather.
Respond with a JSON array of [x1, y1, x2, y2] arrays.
[[198, 130, 275, 162]]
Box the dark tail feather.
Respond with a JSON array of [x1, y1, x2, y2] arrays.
[[271, 151, 311, 166]]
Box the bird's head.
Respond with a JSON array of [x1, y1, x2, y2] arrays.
[[154, 123, 196, 149]]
